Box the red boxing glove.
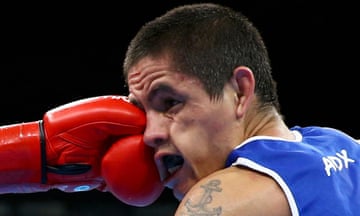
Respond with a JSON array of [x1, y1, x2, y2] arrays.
[[102, 135, 164, 207], [0, 95, 146, 193]]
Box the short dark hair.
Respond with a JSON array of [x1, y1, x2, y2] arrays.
[[123, 3, 279, 110]]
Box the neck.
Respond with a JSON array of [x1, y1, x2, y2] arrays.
[[241, 105, 294, 141]]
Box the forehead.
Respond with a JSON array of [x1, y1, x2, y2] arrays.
[[127, 56, 172, 90], [127, 56, 203, 101], [128, 56, 197, 90]]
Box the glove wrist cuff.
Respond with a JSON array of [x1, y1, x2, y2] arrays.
[[0, 121, 42, 184]]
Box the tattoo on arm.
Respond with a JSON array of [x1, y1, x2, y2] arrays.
[[182, 179, 223, 216]]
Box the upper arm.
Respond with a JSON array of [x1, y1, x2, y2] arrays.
[[174, 166, 291, 216]]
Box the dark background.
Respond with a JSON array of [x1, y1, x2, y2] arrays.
[[1, 1, 358, 215]]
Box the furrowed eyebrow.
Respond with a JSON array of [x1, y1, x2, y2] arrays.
[[128, 84, 177, 110]]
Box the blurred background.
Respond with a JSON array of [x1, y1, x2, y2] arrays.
[[1, 0, 359, 215]]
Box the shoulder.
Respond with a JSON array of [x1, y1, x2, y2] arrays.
[[175, 166, 291, 216]]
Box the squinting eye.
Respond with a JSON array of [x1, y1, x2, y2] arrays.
[[163, 98, 181, 111]]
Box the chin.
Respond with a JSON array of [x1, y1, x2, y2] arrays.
[[172, 179, 195, 201]]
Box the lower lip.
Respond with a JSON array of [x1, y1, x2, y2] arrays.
[[164, 166, 182, 188]]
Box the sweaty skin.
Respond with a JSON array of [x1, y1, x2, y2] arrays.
[[127, 55, 294, 215], [175, 167, 291, 216], [128, 56, 240, 200]]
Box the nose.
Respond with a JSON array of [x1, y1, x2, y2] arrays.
[[143, 112, 169, 149]]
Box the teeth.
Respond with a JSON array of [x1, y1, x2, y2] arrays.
[[162, 155, 184, 178], [168, 165, 181, 174]]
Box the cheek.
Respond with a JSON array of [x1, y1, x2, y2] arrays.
[[170, 110, 221, 156], [170, 115, 206, 151], [171, 104, 233, 144], [171, 107, 234, 176]]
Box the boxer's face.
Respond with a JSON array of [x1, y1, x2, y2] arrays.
[[127, 55, 241, 201]]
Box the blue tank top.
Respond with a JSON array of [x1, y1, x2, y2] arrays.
[[225, 126, 360, 216]]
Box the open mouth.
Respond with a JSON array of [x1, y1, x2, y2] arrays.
[[162, 155, 184, 179]]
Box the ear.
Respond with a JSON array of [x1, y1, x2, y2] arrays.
[[230, 66, 255, 118]]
